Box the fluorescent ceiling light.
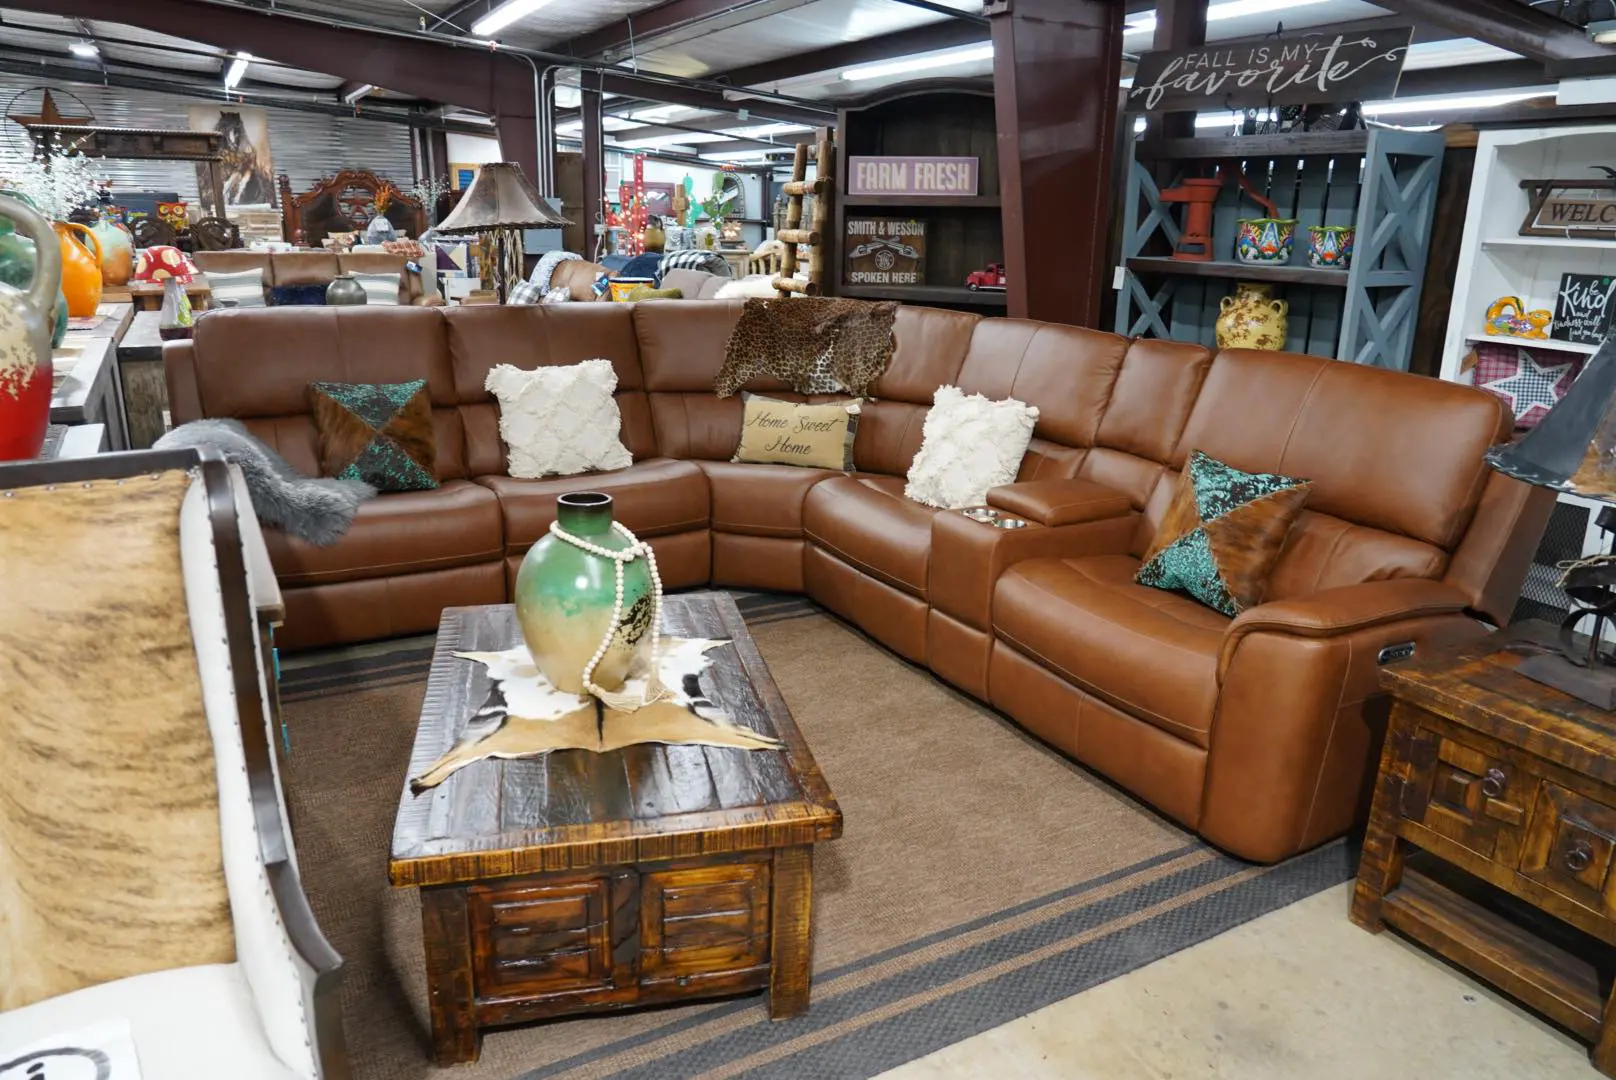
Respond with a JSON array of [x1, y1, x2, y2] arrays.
[[472, 0, 563, 38], [69, 41, 99, 57], [617, 132, 727, 148], [727, 123, 807, 139], [1360, 89, 1554, 116], [700, 149, 777, 162], [1127, 0, 1329, 37], [1402, 39, 1520, 70], [843, 42, 993, 82], [1591, 19, 1616, 44], [341, 83, 375, 105], [224, 51, 252, 89], [628, 104, 692, 124]]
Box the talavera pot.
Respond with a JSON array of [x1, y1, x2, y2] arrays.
[[515, 492, 654, 695], [1215, 281, 1288, 350], [0, 194, 62, 461], [325, 274, 368, 306]]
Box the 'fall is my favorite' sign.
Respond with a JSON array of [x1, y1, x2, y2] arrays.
[[847, 156, 978, 197], [1126, 28, 1412, 113]]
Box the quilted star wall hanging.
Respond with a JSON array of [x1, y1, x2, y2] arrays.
[[1464, 342, 1585, 429]]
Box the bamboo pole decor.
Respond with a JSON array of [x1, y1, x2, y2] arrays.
[[773, 128, 835, 298]]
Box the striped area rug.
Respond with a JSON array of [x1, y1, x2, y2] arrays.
[[277, 593, 1352, 1080]]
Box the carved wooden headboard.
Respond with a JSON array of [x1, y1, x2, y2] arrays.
[[278, 169, 426, 248]]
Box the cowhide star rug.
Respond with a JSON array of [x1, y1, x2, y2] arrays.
[[409, 637, 782, 793]]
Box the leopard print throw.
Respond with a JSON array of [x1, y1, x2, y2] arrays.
[[715, 296, 898, 398]]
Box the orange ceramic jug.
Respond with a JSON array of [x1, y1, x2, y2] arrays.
[[54, 221, 102, 317]]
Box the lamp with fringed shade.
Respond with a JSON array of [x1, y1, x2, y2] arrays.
[[435, 162, 571, 303], [1488, 335, 1616, 707]]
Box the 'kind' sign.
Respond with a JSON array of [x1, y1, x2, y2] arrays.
[[847, 156, 979, 198]]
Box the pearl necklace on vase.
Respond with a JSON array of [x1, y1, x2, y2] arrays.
[[546, 517, 669, 711]]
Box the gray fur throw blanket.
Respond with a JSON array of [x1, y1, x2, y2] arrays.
[[155, 418, 375, 546]]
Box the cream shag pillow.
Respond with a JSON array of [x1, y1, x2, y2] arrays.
[[905, 385, 1039, 509], [485, 359, 634, 478]]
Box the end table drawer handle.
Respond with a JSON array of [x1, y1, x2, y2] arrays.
[[1565, 840, 1594, 873], [1480, 768, 1506, 799]]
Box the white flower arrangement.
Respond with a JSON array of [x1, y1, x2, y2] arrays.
[[0, 153, 106, 222]]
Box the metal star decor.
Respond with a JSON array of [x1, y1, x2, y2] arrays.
[[1481, 348, 1575, 426], [5, 89, 93, 130]]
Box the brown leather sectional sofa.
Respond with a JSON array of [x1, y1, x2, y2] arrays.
[[165, 303, 1551, 862], [192, 250, 441, 306]]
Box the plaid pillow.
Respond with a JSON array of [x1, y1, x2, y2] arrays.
[[660, 248, 734, 278], [507, 279, 543, 305]]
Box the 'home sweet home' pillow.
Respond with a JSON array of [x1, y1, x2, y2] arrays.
[[733, 393, 860, 470], [485, 359, 633, 479]]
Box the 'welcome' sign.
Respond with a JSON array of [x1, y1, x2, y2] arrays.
[[847, 156, 978, 198], [1126, 28, 1412, 113]]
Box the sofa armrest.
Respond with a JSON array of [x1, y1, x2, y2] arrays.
[[1218, 578, 1471, 681], [986, 479, 1132, 527]]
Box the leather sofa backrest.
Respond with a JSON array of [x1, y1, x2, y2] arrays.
[[957, 319, 1130, 481], [177, 307, 467, 481], [856, 306, 978, 476], [635, 300, 753, 461], [268, 251, 342, 287], [1139, 347, 1512, 599], [1072, 338, 1215, 511], [444, 304, 656, 477]]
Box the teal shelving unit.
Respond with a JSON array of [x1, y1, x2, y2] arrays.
[[1114, 127, 1445, 371]]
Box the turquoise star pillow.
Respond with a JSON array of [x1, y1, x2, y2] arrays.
[[1135, 451, 1311, 616]]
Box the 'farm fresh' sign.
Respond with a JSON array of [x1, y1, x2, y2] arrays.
[[1126, 28, 1411, 113], [847, 156, 978, 197]]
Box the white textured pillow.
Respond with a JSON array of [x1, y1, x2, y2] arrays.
[[905, 385, 1039, 509], [485, 359, 634, 478]]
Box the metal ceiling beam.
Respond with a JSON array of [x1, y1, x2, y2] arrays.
[[712, 0, 1149, 86], [562, 0, 807, 61], [887, 0, 989, 25], [0, 53, 493, 133], [1373, 0, 1610, 65]]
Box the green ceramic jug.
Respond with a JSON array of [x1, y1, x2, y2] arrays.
[[514, 492, 654, 695], [0, 215, 68, 347]]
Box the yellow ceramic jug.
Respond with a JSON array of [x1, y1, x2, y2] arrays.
[[54, 220, 103, 317], [1215, 282, 1288, 350]]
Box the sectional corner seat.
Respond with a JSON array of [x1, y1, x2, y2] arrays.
[[165, 303, 1553, 863]]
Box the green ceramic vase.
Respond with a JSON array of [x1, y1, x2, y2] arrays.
[[514, 492, 654, 695]]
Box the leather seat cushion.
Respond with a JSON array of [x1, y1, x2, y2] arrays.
[[993, 554, 1227, 748], [803, 474, 940, 597], [699, 460, 838, 538], [479, 458, 710, 553], [265, 479, 503, 588]]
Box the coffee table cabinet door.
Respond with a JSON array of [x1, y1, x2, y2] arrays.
[[470, 873, 635, 999], [640, 862, 772, 989]]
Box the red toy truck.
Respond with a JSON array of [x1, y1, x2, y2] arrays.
[[966, 263, 1007, 291]]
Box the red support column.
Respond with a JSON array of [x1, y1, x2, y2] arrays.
[[988, 0, 1125, 327]]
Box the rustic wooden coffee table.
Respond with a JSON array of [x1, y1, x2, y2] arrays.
[[390, 593, 843, 1065]]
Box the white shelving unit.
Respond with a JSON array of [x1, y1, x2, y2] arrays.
[[1443, 123, 1616, 626]]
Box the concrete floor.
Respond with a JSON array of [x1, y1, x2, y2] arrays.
[[877, 883, 1601, 1080]]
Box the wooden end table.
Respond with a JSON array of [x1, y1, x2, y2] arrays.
[[390, 593, 843, 1065], [1352, 622, 1616, 1076]]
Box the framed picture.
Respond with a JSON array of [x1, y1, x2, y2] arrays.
[[845, 217, 926, 286], [641, 182, 678, 220], [450, 163, 480, 191]]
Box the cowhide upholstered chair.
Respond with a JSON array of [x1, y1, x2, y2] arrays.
[[0, 448, 347, 1080]]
